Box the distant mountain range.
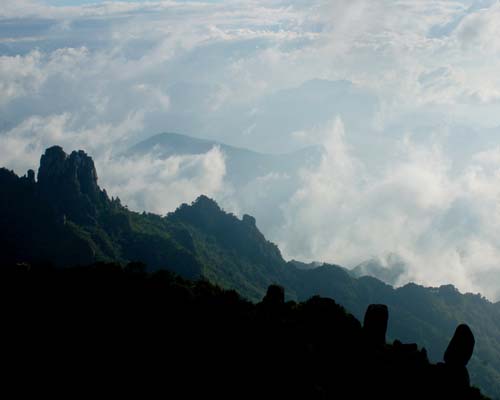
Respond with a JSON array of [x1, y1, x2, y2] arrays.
[[126, 131, 324, 232], [0, 146, 499, 398], [127, 132, 324, 187], [158, 79, 378, 155]]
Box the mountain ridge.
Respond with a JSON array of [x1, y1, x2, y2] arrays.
[[128, 131, 325, 157], [126, 131, 324, 186], [0, 145, 499, 398], [0, 261, 487, 399]]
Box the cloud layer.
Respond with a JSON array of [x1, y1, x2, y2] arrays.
[[3, 1, 500, 299], [278, 117, 500, 300]]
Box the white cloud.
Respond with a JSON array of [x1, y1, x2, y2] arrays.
[[0, 110, 226, 217], [0, 110, 144, 172], [276, 117, 500, 300], [99, 146, 227, 214], [4, 0, 500, 299], [0, 50, 46, 105]]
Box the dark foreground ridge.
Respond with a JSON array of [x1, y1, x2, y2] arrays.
[[0, 146, 499, 397], [1, 263, 488, 399]]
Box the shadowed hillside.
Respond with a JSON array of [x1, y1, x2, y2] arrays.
[[0, 146, 499, 397], [0, 262, 488, 399]]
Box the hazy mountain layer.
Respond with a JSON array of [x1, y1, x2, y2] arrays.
[[351, 254, 408, 286], [127, 132, 324, 187]]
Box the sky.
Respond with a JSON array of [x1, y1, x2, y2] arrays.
[[3, 0, 500, 299]]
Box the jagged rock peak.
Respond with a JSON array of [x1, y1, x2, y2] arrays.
[[192, 195, 221, 211], [242, 214, 256, 227], [38, 145, 68, 185], [68, 149, 99, 198], [37, 146, 100, 197], [35, 146, 109, 226], [189, 197, 259, 228]]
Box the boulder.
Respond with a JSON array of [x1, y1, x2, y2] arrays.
[[444, 324, 475, 367], [363, 304, 388, 345], [263, 284, 285, 306]]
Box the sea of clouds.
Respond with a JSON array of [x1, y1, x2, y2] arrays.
[[3, 0, 500, 299]]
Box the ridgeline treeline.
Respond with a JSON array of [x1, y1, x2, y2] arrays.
[[0, 262, 488, 399]]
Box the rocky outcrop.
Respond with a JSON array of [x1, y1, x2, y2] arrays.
[[363, 304, 389, 346], [67, 150, 101, 202], [438, 324, 476, 391], [169, 194, 285, 271], [242, 214, 257, 227], [444, 324, 475, 367], [262, 284, 285, 306], [37, 146, 109, 224], [37, 146, 68, 188]]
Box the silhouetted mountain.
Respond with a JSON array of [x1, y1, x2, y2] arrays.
[[38, 145, 110, 224], [167, 194, 294, 299], [0, 146, 292, 299], [0, 146, 499, 398], [293, 265, 500, 397], [0, 146, 200, 274], [0, 263, 489, 399]]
